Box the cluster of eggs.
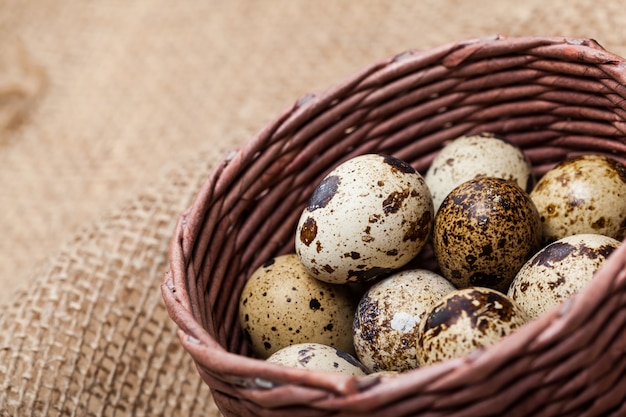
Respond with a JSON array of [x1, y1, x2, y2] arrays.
[[238, 133, 626, 375]]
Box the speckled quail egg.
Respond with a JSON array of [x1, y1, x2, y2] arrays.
[[239, 254, 358, 359], [266, 343, 368, 376], [530, 154, 626, 244], [433, 176, 542, 293], [416, 287, 529, 367], [352, 269, 455, 373], [425, 133, 534, 212], [508, 233, 621, 319], [295, 153, 434, 284]]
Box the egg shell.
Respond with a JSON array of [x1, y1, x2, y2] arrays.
[[266, 343, 368, 376], [425, 133, 534, 213], [238, 254, 358, 359], [416, 287, 529, 367], [433, 176, 542, 293], [295, 153, 434, 284], [530, 154, 626, 243], [352, 269, 455, 373], [508, 233, 621, 319]]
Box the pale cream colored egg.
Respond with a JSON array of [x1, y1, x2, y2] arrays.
[[352, 269, 455, 373], [266, 343, 368, 376], [239, 254, 358, 359], [295, 153, 434, 284], [508, 233, 621, 319], [425, 133, 534, 213], [416, 287, 528, 367], [530, 154, 626, 244]]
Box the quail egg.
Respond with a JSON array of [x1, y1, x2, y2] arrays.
[[239, 254, 358, 359], [266, 343, 368, 376], [295, 153, 434, 284], [508, 233, 621, 319], [433, 176, 542, 293], [425, 133, 534, 212], [416, 287, 529, 367], [352, 269, 455, 373], [530, 154, 626, 243]]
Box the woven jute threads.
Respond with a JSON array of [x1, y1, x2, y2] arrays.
[[0, 149, 224, 417], [164, 36, 626, 417]]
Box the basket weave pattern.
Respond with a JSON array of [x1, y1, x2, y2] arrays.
[[162, 36, 626, 416]]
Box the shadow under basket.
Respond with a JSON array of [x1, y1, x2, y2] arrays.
[[162, 36, 626, 417]]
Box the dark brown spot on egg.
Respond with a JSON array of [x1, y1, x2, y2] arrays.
[[355, 295, 380, 343], [547, 275, 566, 289], [403, 210, 432, 242], [519, 282, 529, 293], [264, 342, 272, 350], [300, 217, 317, 246], [424, 290, 516, 337], [369, 214, 381, 223], [263, 258, 275, 268], [344, 251, 361, 259], [480, 244, 493, 257], [297, 348, 314, 365], [309, 299, 321, 310], [316, 240, 323, 253], [531, 242, 576, 267], [307, 175, 340, 211], [569, 195, 585, 207], [383, 190, 410, 214], [336, 348, 369, 372], [377, 180, 385, 186], [446, 158, 455, 166], [386, 249, 398, 256], [382, 154, 416, 174], [348, 267, 394, 282], [451, 193, 467, 206], [592, 217, 606, 229], [578, 243, 617, 260], [323, 323, 334, 331], [323, 264, 334, 274]]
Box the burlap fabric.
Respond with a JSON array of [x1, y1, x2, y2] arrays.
[[1, 1, 626, 416]]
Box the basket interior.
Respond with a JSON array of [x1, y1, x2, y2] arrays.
[[184, 37, 626, 360]]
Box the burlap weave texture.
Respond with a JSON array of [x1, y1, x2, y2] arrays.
[[2, 1, 626, 416]]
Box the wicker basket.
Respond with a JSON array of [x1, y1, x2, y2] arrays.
[[162, 36, 626, 416]]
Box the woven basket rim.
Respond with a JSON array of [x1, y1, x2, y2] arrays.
[[162, 35, 626, 416]]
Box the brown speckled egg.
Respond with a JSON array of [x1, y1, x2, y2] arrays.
[[425, 133, 534, 213], [530, 154, 626, 244], [295, 153, 434, 284], [352, 269, 455, 373], [416, 287, 528, 367], [508, 233, 621, 319], [238, 254, 357, 359], [266, 343, 368, 376], [433, 176, 542, 293]]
